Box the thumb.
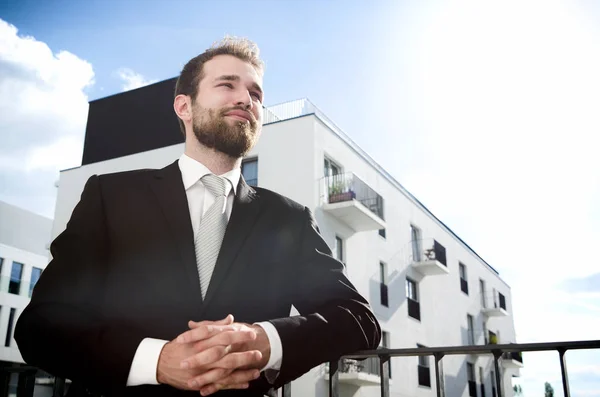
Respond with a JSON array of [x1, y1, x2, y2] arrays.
[[188, 314, 234, 329]]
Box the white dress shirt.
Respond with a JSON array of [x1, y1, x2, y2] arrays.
[[126, 154, 282, 386]]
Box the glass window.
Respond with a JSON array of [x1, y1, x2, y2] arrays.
[[241, 158, 258, 186], [378, 228, 386, 238], [29, 267, 42, 297], [467, 363, 475, 381], [9, 262, 23, 295], [459, 263, 467, 279], [467, 315, 475, 345], [480, 279, 487, 308], [5, 308, 16, 347], [406, 278, 418, 301], [410, 225, 422, 261], [417, 344, 429, 367], [380, 261, 387, 285], [324, 158, 341, 177], [334, 236, 344, 263]]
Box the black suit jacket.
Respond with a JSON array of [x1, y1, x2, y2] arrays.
[[15, 160, 381, 397]]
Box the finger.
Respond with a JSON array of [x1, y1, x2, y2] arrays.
[[187, 367, 231, 390], [198, 369, 260, 395], [188, 315, 234, 329], [213, 350, 263, 370], [176, 324, 236, 344], [181, 345, 233, 369], [200, 382, 249, 396], [192, 328, 256, 352]]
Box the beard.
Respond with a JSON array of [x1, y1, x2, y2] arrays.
[[192, 104, 260, 158]]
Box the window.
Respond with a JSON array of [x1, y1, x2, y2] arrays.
[[480, 367, 486, 397], [381, 331, 392, 378], [417, 344, 431, 387], [378, 228, 386, 239], [29, 267, 42, 297], [467, 363, 477, 397], [241, 158, 258, 186], [380, 261, 388, 285], [324, 158, 341, 177], [406, 278, 420, 320], [380, 262, 389, 307], [0, 257, 3, 275], [459, 262, 469, 295], [334, 236, 344, 263], [479, 279, 487, 308], [5, 308, 16, 347], [467, 314, 475, 345], [410, 225, 422, 262], [498, 292, 506, 311], [9, 262, 23, 295], [483, 321, 488, 344]]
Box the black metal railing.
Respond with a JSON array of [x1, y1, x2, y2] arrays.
[[460, 278, 469, 294], [503, 351, 523, 364], [412, 239, 447, 267], [498, 293, 506, 310], [408, 297, 421, 321], [380, 283, 389, 307], [4, 340, 598, 397], [325, 172, 384, 220], [432, 240, 447, 266]]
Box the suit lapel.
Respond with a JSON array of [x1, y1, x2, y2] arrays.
[[149, 161, 203, 307], [202, 177, 262, 310]]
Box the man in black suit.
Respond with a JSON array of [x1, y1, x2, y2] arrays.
[[15, 37, 380, 397]]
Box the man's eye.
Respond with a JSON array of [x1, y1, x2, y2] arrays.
[[219, 83, 234, 88], [251, 92, 261, 101]]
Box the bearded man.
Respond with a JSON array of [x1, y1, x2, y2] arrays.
[[15, 37, 380, 397]]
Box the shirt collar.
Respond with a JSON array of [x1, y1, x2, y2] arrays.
[[178, 154, 240, 195]]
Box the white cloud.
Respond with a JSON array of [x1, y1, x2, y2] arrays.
[[0, 18, 94, 217], [117, 68, 157, 91]]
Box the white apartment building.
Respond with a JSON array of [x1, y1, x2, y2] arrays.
[[51, 97, 521, 397], [0, 201, 52, 365]]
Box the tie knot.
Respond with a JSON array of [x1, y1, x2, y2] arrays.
[[201, 174, 228, 198]]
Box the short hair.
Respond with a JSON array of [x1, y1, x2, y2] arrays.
[[174, 36, 265, 135]]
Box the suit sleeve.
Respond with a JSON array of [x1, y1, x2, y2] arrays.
[[268, 207, 381, 386], [14, 175, 146, 393]]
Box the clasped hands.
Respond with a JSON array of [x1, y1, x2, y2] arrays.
[[157, 315, 270, 396]]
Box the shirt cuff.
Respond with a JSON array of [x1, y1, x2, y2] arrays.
[[254, 321, 283, 371], [126, 338, 169, 386]]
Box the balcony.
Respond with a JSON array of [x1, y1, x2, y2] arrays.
[[408, 238, 449, 276], [322, 173, 385, 232], [481, 292, 508, 317], [502, 351, 524, 368], [326, 357, 381, 386]]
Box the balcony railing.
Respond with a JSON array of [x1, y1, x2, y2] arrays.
[[407, 238, 449, 276], [325, 173, 384, 220], [4, 340, 598, 397], [481, 292, 508, 316]]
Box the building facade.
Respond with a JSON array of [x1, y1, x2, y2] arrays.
[[0, 201, 52, 365], [50, 83, 521, 397]]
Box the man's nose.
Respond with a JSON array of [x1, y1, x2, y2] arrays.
[[235, 90, 253, 110]]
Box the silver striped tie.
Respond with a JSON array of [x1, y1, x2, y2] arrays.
[[195, 174, 228, 298]]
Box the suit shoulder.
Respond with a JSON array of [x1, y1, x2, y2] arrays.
[[252, 186, 306, 213]]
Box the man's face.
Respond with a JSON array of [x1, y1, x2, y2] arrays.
[[190, 55, 263, 158]]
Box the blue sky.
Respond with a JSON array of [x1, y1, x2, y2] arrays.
[[1, 1, 600, 396]]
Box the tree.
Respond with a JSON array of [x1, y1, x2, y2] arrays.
[[545, 382, 554, 397], [513, 384, 523, 396]]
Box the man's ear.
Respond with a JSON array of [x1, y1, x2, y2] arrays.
[[174, 95, 192, 123]]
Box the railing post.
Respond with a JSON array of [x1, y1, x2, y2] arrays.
[[493, 351, 503, 397], [329, 360, 339, 397], [0, 369, 10, 397], [16, 369, 36, 397], [558, 349, 571, 397], [52, 377, 66, 397], [434, 353, 445, 397], [281, 382, 291, 397], [380, 355, 390, 397]]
